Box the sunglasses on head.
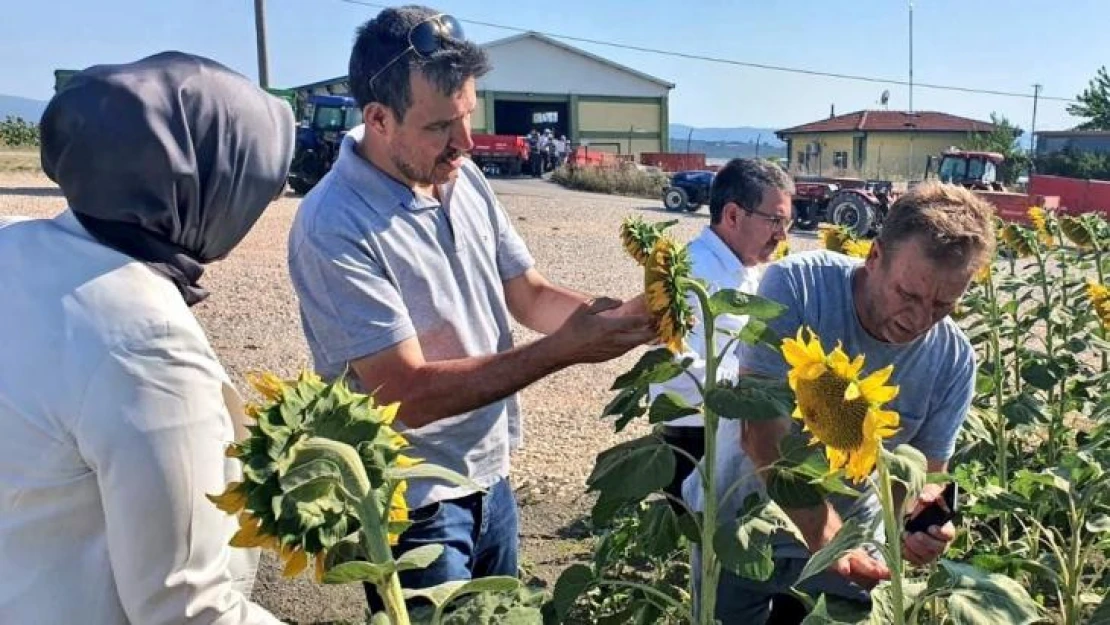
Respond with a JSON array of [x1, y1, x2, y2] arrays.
[[367, 13, 465, 91]]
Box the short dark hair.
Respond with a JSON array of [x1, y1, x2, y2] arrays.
[[708, 158, 795, 225], [348, 5, 490, 119], [877, 181, 996, 269]]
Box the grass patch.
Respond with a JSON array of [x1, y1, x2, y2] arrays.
[[0, 147, 41, 173], [551, 163, 668, 199]]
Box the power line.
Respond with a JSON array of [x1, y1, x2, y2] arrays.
[[337, 0, 1075, 104]]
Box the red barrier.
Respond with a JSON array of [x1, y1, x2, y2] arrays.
[[640, 152, 707, 172], [1029, 174, 1110, 217]]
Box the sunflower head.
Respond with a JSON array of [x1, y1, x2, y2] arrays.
[[210, 371, 418, 580], [842, 239, 872, 259], [781, 328, 900, 482], [1087, 279, 1110, 331], [643, 236, 695, 352], [620, 216, 677, 266], [772, 241, 790, 260], [818, 225, 852, 254], [1027, 206, 1055, 247], [1000, 224, 1035, 257]]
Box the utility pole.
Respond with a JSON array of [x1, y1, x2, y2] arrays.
[[1030, 83, 1043, 164], [908, 1, 915, 113], [254, 0, 271, 89]]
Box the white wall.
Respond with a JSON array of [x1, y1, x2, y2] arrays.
[[478, 36, 670, 98]]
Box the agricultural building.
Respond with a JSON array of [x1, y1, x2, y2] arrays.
[[292, 31, 674, 158]]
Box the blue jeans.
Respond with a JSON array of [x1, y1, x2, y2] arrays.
[[364, 477, 519, 613]]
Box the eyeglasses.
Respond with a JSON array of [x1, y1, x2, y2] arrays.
[[367, 14, 465, 91], [743, 207, 793, 233]]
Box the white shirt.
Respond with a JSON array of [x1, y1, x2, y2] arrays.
[[648, 226, 764, 427], [0, 211, 282, 625]]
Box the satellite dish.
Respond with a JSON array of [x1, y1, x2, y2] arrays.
[[880, 90, 891, 107]]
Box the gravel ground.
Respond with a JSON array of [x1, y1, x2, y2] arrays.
[[0, 170, 821, 623]]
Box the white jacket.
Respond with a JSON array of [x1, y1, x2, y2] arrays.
[[0, 211, 281, 625]]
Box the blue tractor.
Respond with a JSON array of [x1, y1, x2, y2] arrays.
[[287, 94, 362, 195]]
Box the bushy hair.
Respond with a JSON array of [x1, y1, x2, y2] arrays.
[[877, 181, 997, 269]]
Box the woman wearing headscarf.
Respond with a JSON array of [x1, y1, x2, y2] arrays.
[[0, 52, 294, 624]]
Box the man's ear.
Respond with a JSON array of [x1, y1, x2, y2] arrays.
[[722, 201, 742, 226], [363, 103, 393, 136]]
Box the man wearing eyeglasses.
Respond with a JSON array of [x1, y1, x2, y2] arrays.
[[286, 4, 655, 612], [649, 158, 794, 510]]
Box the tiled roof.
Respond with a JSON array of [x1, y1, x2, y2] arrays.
[[777, 110, 1000, 136]]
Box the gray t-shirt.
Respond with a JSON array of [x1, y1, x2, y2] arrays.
[[287, 126, 535, 507], [685, 250, 975, 557]]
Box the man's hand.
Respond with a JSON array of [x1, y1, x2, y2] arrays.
[[599, 293, 647, 319], [902, 484, 957, 566], [831, 548, 891, 589], [549, 297, 656, 365]]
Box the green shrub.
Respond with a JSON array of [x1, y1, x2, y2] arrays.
[[551, 163, 669, 199], [0, 116, 40, 148]]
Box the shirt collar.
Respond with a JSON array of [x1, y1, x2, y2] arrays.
[[333, 125, 447, 213], [694, 226, 749, 272]]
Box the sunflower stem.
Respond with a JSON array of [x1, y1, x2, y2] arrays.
[[686, 279, 721, 625], [1095, 248, 1107, 373], [985, 269, 1010, 546], [355, 494, 410, 625], [877, 454, 907, 625]]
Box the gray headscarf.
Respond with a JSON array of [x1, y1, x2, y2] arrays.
[[40, 51, 295, 305]]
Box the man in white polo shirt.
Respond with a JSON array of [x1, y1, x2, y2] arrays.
[[651, 158, 795, 507]]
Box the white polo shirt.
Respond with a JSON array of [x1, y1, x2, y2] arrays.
[[648, 226, 764, 428]]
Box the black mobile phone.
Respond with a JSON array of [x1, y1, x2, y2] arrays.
[[904, 481, 958, 534]]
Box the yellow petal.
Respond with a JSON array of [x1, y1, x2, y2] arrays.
[[229, 515, 267, 548], [826, 446, 849, 473], [859, 366, 899, 404], [844, 382, 861, 401], [206, 482, 247, 514], [379, 402, 400, 425], [282, 547, 309, 578], [247, 371, 285, 401], [314, 551, 327, 583], [798, 361, 828, 381]]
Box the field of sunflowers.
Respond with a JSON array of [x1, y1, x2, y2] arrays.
[[208, 206, 1110, 624]]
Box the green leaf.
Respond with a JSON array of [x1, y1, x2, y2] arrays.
[[403, 580, 467, 608], [1001, 394, 1047, 427], [611, 348, 687, 390], [716, 496, 804, 582], [1088, 513, 1110, 534], [795, 519, 868, 587], [603, 385, 648, 431], [1021, 361, 1060, 391], [766, 434, 836, 508], [705, 377, 794, 421], [708, 289, 787, 320], [639, 501, 684, 558], [800, 596, 852, 624], [928, 560, 1044, 625], [551, 563, 594, 621], [738, 317, 781, 348], [396, 544, 444, 572], [321, 560, 396, 585], [648, 391, 700, 424], [586, 435, 675, 513], [279, 457, 342, 493], [388, 464, 482, 492], [883, 445, 927, 505], [429, 576, 525, 621], [369, 612, 393, 625]]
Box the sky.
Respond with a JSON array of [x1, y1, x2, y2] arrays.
[[1, 0, 1104, 137]]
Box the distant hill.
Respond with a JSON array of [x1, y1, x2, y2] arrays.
[[669, 138, 787, 160], [0, 95, 48, 123], [670, 123, 784, 147]]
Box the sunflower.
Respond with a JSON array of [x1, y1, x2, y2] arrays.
[[842, 239, 872, 259], [1000, 224, 1035, 257], [818, 225, 851, 254], [772, 241, 790, 260], [974, 262, 992, 285], [643, 236, 695, 352], [620, 216, 676, 266], [1027, 207, 1055, 247], [209, 371, 417, 581], [781, 328, 900, 483], [1088, 279, 1110, 331]]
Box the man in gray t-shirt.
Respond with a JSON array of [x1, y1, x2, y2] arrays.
[[689, 183, 997, 623], [286, 5, 654, 610]]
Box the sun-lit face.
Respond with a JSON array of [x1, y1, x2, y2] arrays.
[[719, 187, 792, 266], [365, 72, 477, 189], [861, 236, 976, 344]]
